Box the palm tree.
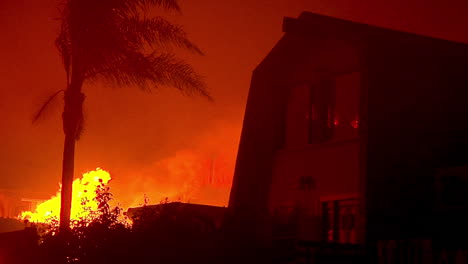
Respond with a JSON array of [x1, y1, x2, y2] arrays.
[[38, 0, 209, 230]]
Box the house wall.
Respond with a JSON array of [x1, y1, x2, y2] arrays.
[[365, 31, 468, 241], [270, 139, 360, 212], [226, 35, 297, 250], [227, 32, 365, 245], [269, 35, 364, 243]]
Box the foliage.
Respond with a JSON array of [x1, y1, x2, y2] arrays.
[[36, 0, 211, 230], [130, 202, 220, 264], [37, 188, 219, 264], [38, 184, 129, 264], [55, 0, 209, 97]]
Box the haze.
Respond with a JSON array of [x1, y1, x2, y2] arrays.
[[0, 0, 467, 207]]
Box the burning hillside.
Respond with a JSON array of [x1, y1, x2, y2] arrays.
[[115, 150, 234, 208], [108, 120, 240, 209], [19, 151, 234, 224], [20, 168, 111, 223]]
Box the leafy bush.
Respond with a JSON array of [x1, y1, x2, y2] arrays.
[[37, 186, 218, 264], [38, 183, 130, 264]]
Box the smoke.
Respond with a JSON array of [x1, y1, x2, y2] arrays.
[[108, 119, 241, 208], [3, 0, 467, 213]]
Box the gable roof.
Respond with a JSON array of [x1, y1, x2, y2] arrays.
[[284, 12, 468, 46], [254, 11, 468, 73]]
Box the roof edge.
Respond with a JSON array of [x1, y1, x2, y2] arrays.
[[283, 11, 468, 46]]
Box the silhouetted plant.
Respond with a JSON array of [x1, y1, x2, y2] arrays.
[[38, 188, 219, 264], [129, 202, 219, 264], [38, 185, 130, 264], [33, 0, 211, 231]]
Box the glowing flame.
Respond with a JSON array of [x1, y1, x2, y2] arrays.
[[20, 168, 111, 223]]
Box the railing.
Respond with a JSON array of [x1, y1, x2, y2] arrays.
[[272, 237, 365, 264], [378, 239, 468, 264], [297, 240, 365, 264]]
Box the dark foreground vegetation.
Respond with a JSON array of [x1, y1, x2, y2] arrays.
[[1, 186, 220, 264]]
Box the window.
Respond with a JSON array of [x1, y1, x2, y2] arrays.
[[308, 73, 360, 143], [308, 80, 335, 144], [285, 84, 310, 148], [333, 72, 360, 140], [285, 72, 360, 148], [321, 198, 359, 244]]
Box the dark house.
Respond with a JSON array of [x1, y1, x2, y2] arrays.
[[127, 202, 226, 230], [0, 228, 38, 264], [228, 12, 468, 262]]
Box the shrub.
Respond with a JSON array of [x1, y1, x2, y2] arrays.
[[38, 186, 218, 264]]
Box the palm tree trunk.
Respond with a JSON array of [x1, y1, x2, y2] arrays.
[[59, 87, 84, 231], [60, 132, 75, 230]]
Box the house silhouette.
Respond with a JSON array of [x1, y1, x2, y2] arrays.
[[227, 11, 468, 263]]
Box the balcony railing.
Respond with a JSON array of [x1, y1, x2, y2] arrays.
[[272, 236, 365, 264]]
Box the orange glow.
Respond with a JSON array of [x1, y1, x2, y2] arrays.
[[19, 168, 111, 223], [334, 117, 339, 126], [119, 150, 234, 209], [351, 117, 359, 129]]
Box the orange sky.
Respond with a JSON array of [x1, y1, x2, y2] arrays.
[[0, 0, 467, 207]]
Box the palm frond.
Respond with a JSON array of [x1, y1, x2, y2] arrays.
[[57, 0, 209, 99], [32, 90, 65, 123], [56, 19, 72, 84], [120, 16, 203, 55], [133, 0, 181, 12], [67, 0, 180, 21], [95, 52, 211, 100]]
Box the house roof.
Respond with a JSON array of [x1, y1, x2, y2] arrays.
[[126, 202, 226, 220], [254, 11, 468, 73], [283, 12, 468, 46]]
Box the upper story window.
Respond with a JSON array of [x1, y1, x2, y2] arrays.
[[308, 80, 334, 144], [333, 72, 360, 140], [285, 72, 360, 148]]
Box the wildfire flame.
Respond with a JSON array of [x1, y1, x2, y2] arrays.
[[20, 168, 111, 223]]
